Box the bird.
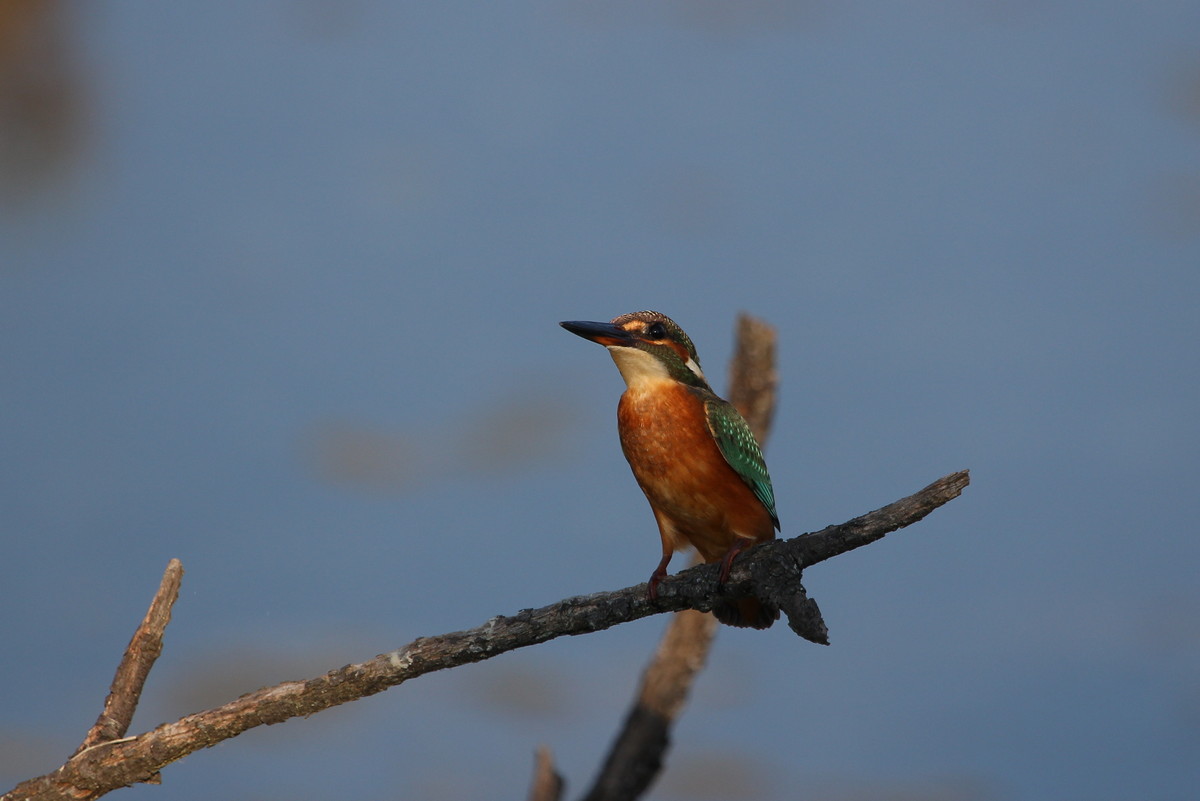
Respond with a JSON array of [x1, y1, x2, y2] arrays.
[[560, 310, 780, 629]]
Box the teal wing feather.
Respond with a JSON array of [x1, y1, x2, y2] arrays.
[[703, 398, 780, 529]]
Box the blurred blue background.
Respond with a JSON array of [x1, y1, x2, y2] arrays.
[[2, 2, 1198, 800]]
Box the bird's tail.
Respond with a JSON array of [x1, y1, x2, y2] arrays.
[[712, 596, 779, 629]]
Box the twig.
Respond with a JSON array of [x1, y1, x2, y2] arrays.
[[579, 313, 777, 801], [74, 560, 183, 757], [527, 746, 565, 801], [580, 608, 716, 801], [726, 312, 778, 441]]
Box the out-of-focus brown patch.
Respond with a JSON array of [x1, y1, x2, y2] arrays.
[[460, 660, 572, 720], [302, 385, 578, 491], [459, 391, 576, 474], [647, 165, 729, 238], [1147, 173, 1200, 239], [1165, 56, 1200, 129], [799, 775, 997, 801], [305, 421, 426, 491], [569, 0, 824, 36], [656, 749, 773, 800], [284, 0, 366, 41], [0, 0, 83, 200]]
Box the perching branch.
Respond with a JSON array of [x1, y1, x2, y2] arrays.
[[4, 470, 967, 801]]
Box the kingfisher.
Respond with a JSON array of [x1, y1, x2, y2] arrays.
[[561, 310, 780, 629]]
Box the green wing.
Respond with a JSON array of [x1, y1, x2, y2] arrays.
[[704, 398, 780, 529]]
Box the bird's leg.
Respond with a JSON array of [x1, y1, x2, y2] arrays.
[[717, 537, 754, 586], [647, 552, 672, 600]]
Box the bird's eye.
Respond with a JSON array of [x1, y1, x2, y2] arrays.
[[647, 322, 667, 339]]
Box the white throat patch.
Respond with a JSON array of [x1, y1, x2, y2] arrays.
[[607, 347, 670, 390], [606, 346, 704, 389]]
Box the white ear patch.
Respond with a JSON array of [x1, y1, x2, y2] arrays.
[[684, 357, 705, 381]]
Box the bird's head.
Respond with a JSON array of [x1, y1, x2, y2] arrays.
[[560, 310, 709, 390]]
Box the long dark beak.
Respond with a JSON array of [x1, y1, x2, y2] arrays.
[[559, 320, 634, 347]]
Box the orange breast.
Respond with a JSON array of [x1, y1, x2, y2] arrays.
[[617, 384, 776, 563]]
